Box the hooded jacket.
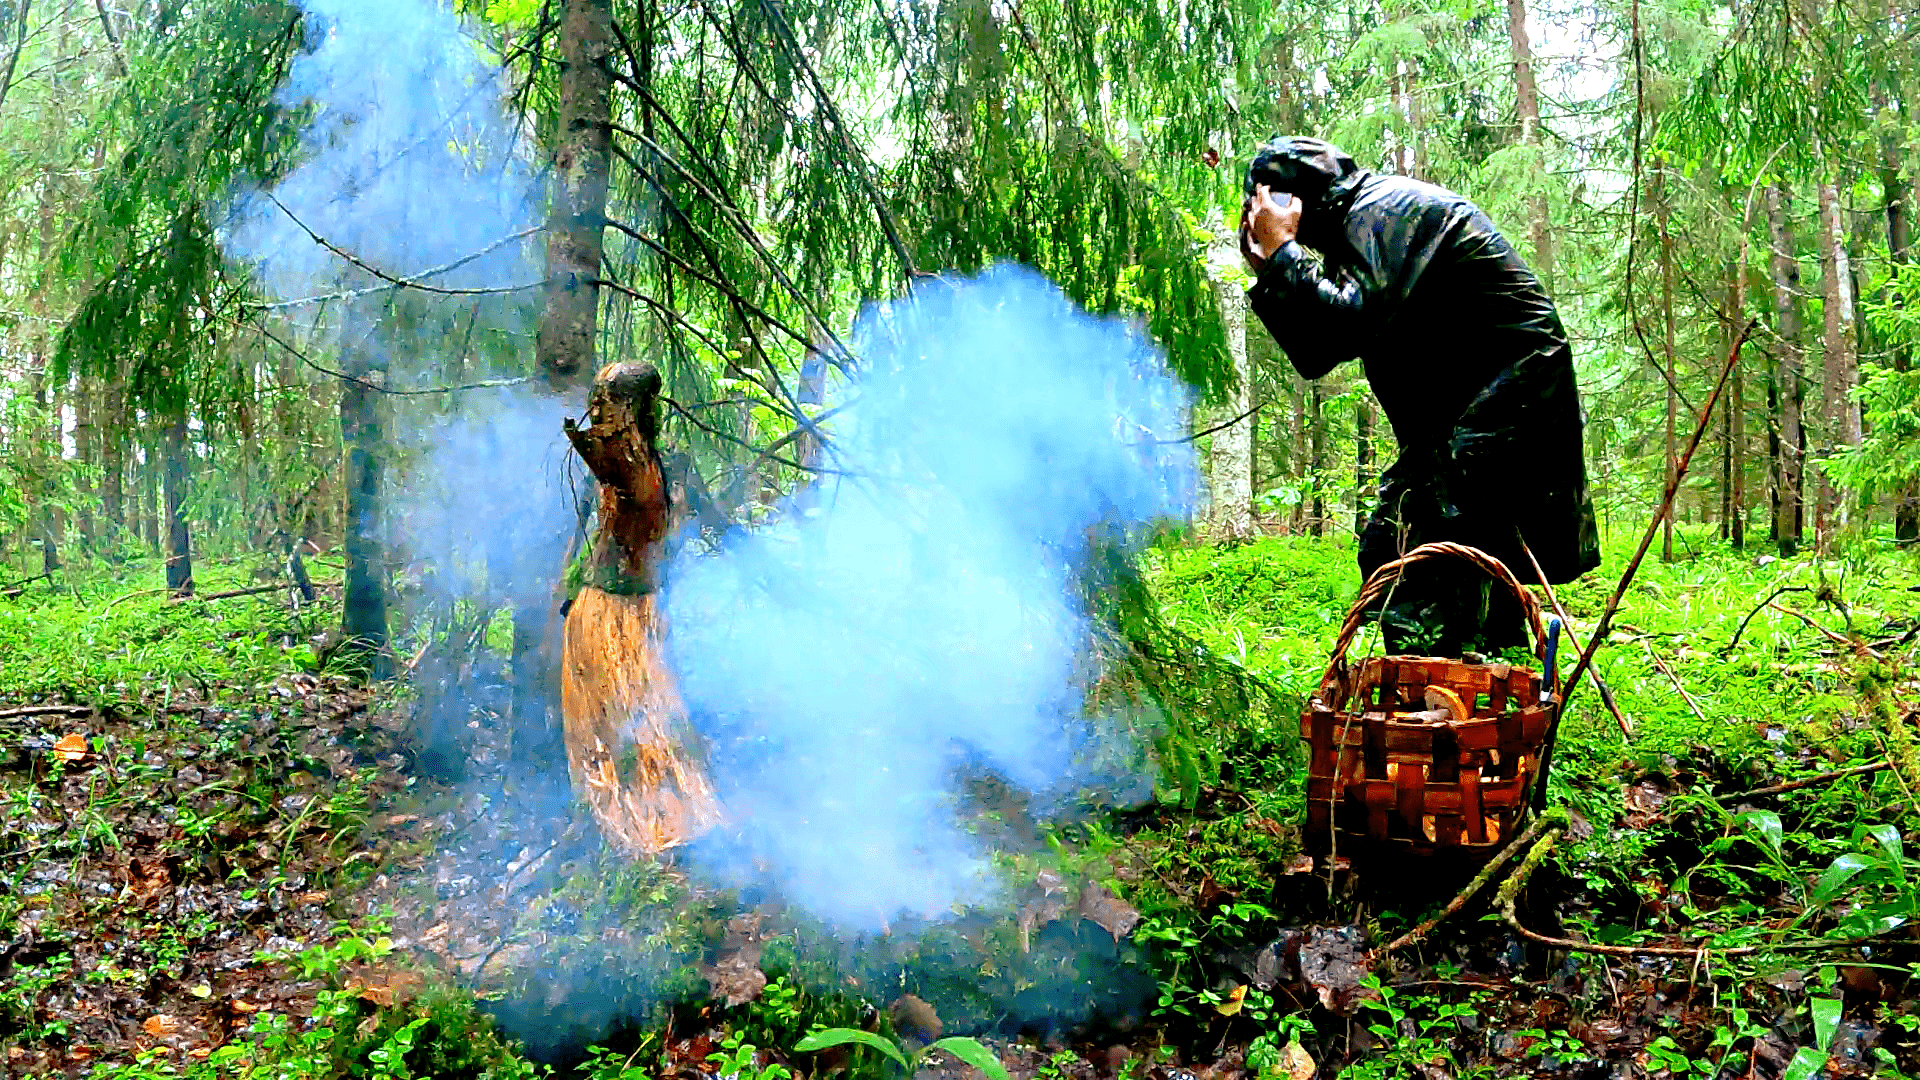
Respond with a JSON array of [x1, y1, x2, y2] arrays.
[[1244, 136, 1599, 585]]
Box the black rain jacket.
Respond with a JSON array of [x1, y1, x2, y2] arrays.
[[1244, 137, 1600, 586]]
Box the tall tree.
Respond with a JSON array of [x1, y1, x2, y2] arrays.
[[1768, 184, 1806, 553], [1504, 0, 1550, 288], [1815, 175, 1860, 538]]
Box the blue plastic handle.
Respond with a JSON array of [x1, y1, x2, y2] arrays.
[[1543, 616, 1563, 702]]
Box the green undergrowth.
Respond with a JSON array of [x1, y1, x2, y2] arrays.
[[0, 554, 339, 702], [11, 529, 1920, 1078]]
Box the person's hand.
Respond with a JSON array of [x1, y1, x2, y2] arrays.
[[1239, 184, 1302, 273]]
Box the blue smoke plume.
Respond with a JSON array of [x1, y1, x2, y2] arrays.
[[668, 266, 1196, 930]]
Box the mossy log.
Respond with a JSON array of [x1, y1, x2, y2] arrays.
[[561, 362, 723, 853]]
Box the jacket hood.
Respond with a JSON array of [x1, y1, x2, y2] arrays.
[[1244, 136, 1368, 215]]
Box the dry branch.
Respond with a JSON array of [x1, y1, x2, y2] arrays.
[[0, 704, 94, 721], [1735, 761, 1891, 799]]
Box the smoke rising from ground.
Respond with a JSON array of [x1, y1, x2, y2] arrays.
[[215, 0, 1198, 1031], [669, 267, 1196, 930]]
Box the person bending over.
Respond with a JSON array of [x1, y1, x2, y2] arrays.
[[1239, 135, 1599, 657]]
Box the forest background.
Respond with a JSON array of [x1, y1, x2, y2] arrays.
[[1, 0, 1916, 585]]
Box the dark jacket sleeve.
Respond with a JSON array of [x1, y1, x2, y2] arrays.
[[1245, 242, 1367, 380]]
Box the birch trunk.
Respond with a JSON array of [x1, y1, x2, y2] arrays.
[[1815, 178, 1860, 539], [1206, 234, 1254, 543]]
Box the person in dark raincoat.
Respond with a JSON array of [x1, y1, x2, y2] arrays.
[[1238, 136, 1599, 656]]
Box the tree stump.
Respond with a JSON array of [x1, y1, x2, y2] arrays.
[[562, 362, 723, 853]]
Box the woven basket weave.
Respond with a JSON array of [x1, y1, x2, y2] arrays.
[[1301, 543, 1555, 860]]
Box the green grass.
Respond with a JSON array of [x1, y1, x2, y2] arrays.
[[0, 554, 335, 702]]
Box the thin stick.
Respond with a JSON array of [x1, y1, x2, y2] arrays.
[[1647, 644, 1710, 725], [171, 582, 340, 604], [1496, 823, 1856, 957], [1769, 602, 1879, 656], [1735, 761, 1890, 799], [1517, 536, 1632, 736], [0, 705, 94, 721], [1373, 809, 1569, 958], [1559, 319, 1755, 716], [1725, 585, 1812, 653]]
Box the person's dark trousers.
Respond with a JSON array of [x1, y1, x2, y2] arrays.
[[1355, 450, 1528, 658]]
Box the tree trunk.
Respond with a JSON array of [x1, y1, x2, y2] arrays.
[[142, 432, 160, 554], [1883, 124, 1917, 539], [1768, 184, 1805, 554], [74, 377, 95, 549], [1658, 162, 1677, 561], [163, 410, 192, 595], [1354, 393, 1373, 537], [520, 0, 618, 752], [1309, 379, 1328, 537], [1506, 0, 1551, 290], [1289, 375, 1307, 534], [1730, 238, 1747, 548], [102, 381, 124, 538], [339, 334, 390, 677], [1207, 236, 1254, 544], [1815, 178, 1860, 540], [536, 0, 613, 392]]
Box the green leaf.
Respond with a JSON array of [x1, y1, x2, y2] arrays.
[[1813, 854, 1873, 908], [794, 1029, 910, 1072], [1810, 996, 1843, 1053], [1742, 811, 1784, 855], [924, 1038, 1011, 1080], [1867, 825, 1907, 881], [1782, 1047, 1826, 1080]]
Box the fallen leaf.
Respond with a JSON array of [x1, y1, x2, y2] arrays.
[[1214, 984, 1248, 1016], [53, 733, 90, 762], [1078, 883, 1142, 941], [890, 994, 943, 1041], [701, 914, 768, 1007], [1017, 891, 1070, 953], [143, 1014, 184, 1038], [347, 969, 424, 1007], [297, 891, 330, 906], [1623, 781, 1669, 829], [1278, 1039, 1315, 1080], [230, 999, 261, 1014]]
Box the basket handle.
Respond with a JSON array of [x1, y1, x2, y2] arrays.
[[1317, 542, 1549, 711]]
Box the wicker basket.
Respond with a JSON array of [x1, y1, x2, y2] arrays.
[[1301, 543, 1555, 861]]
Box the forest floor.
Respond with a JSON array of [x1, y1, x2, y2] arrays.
[[1, 528, 1918, 1079]]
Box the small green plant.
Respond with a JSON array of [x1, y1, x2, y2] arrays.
[[1, 950, 76, 1041], [1644, 1035, 1699, 1076], [709, 1029, 793, 1080], [794, 1027, 1011, 1080], [1342, 977, 1486, 1080]]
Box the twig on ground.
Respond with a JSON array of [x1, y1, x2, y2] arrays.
[[1734, 761, 1891, 799], [1374, 808, 1569, 959], [0, 704, 94, 720], [1769, 602, 1881, 658], [1725, 585, 1812, 653], [1646, 643, 1711, 725], [104, 587, 172, 611], [1497, 822, 1862, 957], [171, 582, 340, 604]]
